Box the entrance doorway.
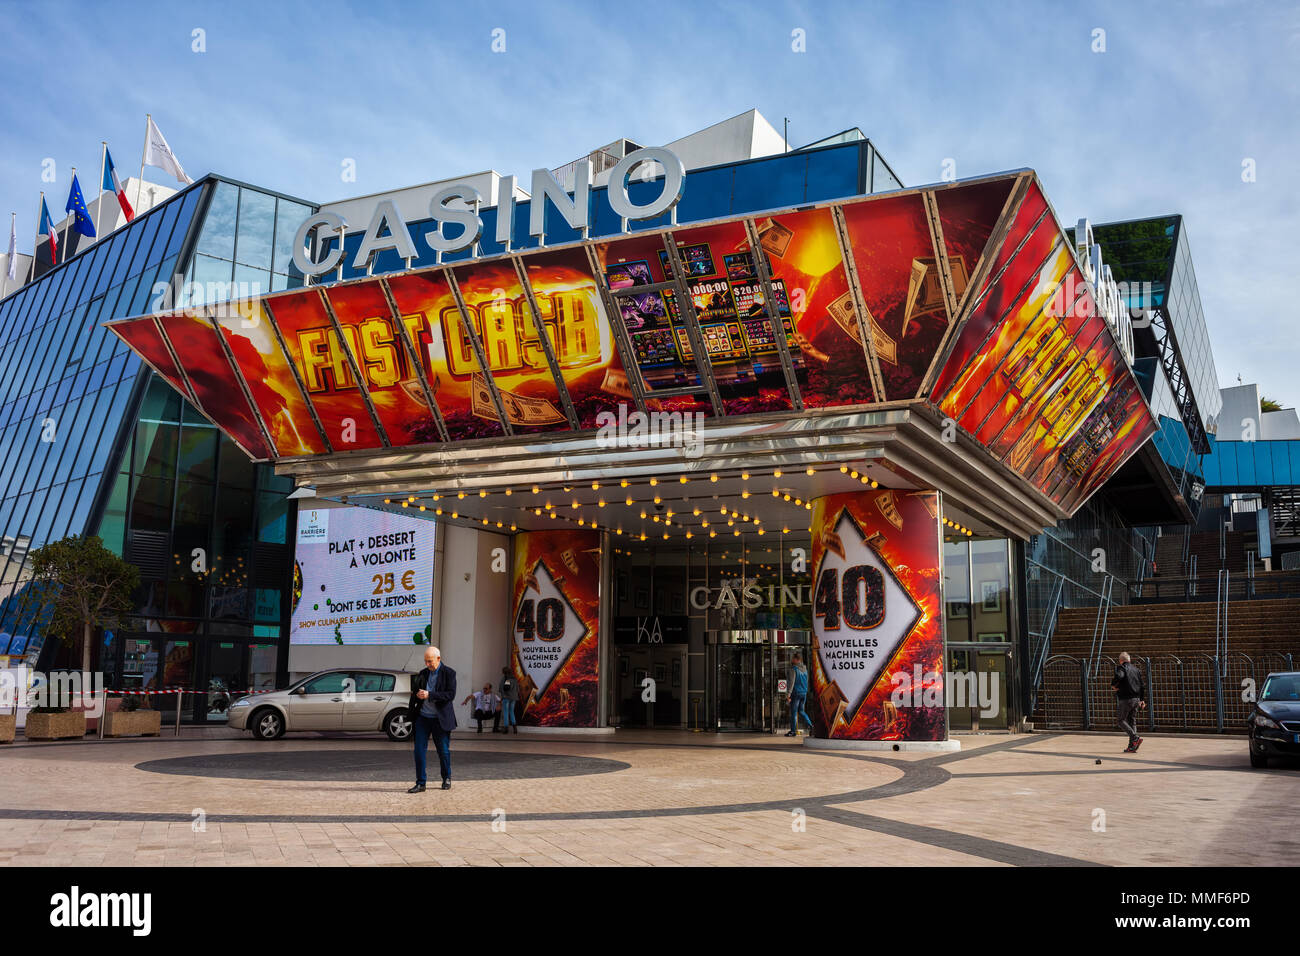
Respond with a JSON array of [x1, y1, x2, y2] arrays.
[[614, 644, 688, 728], [947, 643, 1013, 731], [708, 630, 810, 732]]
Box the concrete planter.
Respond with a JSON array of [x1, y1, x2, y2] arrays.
[[104, 709, 162, 738], [24, 710, 87, 741], [0, 713, 14, 744]]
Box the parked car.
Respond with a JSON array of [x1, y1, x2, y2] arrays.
[[228, 669, 415, 741], [1248, 671, 1300, 768]]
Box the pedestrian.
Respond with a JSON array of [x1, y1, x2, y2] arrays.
[[1111, 651, 1147, 753], [462, 683, 501, 733], [785, 652, 814, 737], [408, 646, 457, 792], [499, 666, 519, 734]]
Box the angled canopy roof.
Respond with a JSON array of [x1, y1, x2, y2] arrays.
[[107, 169, 1156, 535]]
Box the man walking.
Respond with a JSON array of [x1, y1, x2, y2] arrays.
[[462, 683, 501, 733], [1111, 651, 1146, 753], [499, 666, 519, 734], [785, 652, 814, 737], [409, 646, 457, 792]]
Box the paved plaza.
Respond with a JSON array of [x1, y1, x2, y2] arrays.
[[0, 729, 1294, 866]]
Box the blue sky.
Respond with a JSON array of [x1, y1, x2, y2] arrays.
[[1, 0, 1297, 404]]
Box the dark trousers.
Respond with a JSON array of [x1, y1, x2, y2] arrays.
[[473, 708, 500, 733], [413, 713, 451, 784], [1117, 697, 1141, 743]]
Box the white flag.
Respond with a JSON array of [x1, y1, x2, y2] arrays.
[[143, 116, 194, 186], [6, 216, 15, 281]]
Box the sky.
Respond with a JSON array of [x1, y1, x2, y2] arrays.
[[1, 0, 1297, 404]]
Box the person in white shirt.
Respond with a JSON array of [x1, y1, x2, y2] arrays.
[[461, 683, 501, 733]]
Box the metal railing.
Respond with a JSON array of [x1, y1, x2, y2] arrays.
[[1121, 569, 1300, 603], [1215, 569, 1230, 670], [1087, 574, 1116, 677], [1035, 651, 1294, 733], [1029, 576, 1065, 711]]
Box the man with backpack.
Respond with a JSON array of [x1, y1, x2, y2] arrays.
[[785, 652, 815, 737], [1111, 652, 1147, 753]]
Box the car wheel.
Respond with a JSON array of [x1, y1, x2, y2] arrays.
[[1249, 746, 1269, 769], [251, 707, 286, 740], [385, 709, 413, 742]]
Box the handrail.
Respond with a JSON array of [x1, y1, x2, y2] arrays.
[[1029, 576, 1065, 710], [1214, 568, 1223, 660], [1220, 569, 1230, 676], [1087, 574, 1115, 676]]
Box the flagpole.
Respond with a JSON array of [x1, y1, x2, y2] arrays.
[[59, 166, 75, 264], [95, 141, 107, 240], [1, 213, 13, 299], [135, 113, 150, 215], [29, 191, 43, 283]]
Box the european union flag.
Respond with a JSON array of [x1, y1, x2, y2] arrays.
[[64, 173, 96, 239]]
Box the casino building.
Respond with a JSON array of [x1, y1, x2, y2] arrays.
[[0, 110, 1221, 741]]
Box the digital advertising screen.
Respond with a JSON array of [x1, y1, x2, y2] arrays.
[[289, 505, 436, 646]]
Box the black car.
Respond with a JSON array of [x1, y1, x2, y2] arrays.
[[1248, 671, 1300, 768]]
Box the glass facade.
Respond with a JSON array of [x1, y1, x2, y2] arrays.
[[1090, 216, 1222, 437], [97, 376, 292, 720], [0, 184, 206, 660], [184, 179, 313, 300], [0, 175, 315, 705], [610, 534, 813, 729]]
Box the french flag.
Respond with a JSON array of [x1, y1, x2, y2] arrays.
[[38, 196, 57, 265], [102, 147, 134, 223]]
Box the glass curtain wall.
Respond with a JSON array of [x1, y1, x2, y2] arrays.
[[0, 184, 207, 662], [182, 180, 312, 300], [96, 375, 293, 719]]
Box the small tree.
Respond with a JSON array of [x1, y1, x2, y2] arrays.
[[1261, 396, 1284, 413], [27, 535, 140, 673]]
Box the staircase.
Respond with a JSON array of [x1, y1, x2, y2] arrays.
[[1050, 597, 1300, 661]]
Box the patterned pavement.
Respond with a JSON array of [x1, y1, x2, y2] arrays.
[[0, 728, 1294, 866]]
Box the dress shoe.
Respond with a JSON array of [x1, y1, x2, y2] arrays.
[[441, 780, 451, 790], [407, 784, 425, 793]]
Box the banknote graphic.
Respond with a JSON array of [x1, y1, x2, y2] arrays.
[[600, 367, 633, 398], [753, 217, 793, 258], [903, 255, 970, 336], [470, 372, 566, 426], [828, 290, 898, 364]]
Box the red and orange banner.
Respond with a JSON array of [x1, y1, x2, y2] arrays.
[[107, 172, 1155, 520], [509, 529, 601, 727], [809, 490, 944, 741]]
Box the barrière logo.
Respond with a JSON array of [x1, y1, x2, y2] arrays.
[[49, 886, 152, 936], [291, 146, 687, 278]]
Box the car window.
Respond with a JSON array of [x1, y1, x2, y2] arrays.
[[1261, 676, 1300, 701], [354, 673, 395, 693], [303, 673, 352, 695]]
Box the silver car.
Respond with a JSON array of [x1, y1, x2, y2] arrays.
[[228, 669, 415, 741]]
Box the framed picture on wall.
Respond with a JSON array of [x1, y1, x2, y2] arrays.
[[635, 586, 650, 611], [654, 662, 668, 684], [949, 601, 970, 618], [979, 581, 1002, 613], [978, 632, 1006, 643]]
